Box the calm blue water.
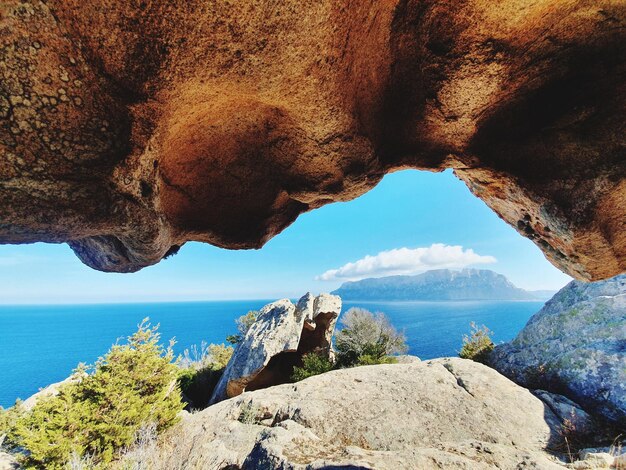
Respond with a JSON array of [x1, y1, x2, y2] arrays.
[[0, 299, 544, 408]]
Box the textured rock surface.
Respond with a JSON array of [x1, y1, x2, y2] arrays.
[[0, 1, 625, 278], [533, 390, 596, 435], [154, 359, 570, 469], [0, 452, 19, 470], [210, 293, 341, 404], [490, 274, 626, 426]]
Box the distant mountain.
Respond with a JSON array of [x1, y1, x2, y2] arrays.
[[332, 269, 539, 301], [528, 290, 558, 301]]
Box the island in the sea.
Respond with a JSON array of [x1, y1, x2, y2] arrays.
[[331, 269, 554, 301]]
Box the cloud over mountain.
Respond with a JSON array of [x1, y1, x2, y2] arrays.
[[316, 244, 496, 281]]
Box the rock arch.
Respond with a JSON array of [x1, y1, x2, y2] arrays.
[[1, 0, 624, 278]]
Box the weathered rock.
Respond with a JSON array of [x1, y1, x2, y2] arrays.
[[576, 449, 614, 468], [534, 390, 596, 435], [210, 293, 341, 404], [490, 274, 626, 426], [152, 359, 573, 469], [0, 1, 625, 279], [0, 452, 19, 470]]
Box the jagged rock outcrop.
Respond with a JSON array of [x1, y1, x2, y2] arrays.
[[1, 1, 625, 279], [210, 293, 341, 404], [490, 274, 626, 427], [148, 359, 584, 469]]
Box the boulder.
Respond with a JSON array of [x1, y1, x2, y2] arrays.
[[1, 1, 625, 280], [210, 293, 341, 404], [152, 359, 574, 469], [490, 274, 626, 426]]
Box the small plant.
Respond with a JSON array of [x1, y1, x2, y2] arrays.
[[610, 434, 624, 470], [179, 342, 233, 371], [335, 308, 407, 368], [237, 401, 263, 425], [459, 322, 494, 364], [226, 311, 258, 344], [291, 352, 334, 382], [117, 422, 159, 469]]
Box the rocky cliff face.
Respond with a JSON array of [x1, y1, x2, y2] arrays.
[[0, 1, 625, 279], [490, 274, 626, 427]]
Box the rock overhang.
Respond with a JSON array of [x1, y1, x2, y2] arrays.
[[0, 0, 625, 279]]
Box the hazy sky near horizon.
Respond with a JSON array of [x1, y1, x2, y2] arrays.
[[0, 169, 572, 304]]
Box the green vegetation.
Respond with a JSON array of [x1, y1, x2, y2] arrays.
[[237, 401, 264, 425], [290, 308, 407, 383], [3, 319, 183, 469], [178, 342, 233, 409], [226, 310, 258, 344], [335, 308, 407, 368], [459, 322, 494, 364], [291, 352, 334, 382]]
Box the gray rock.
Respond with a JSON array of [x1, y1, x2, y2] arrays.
[[490, 274, 626, 426], [577, 449, 613, 468], [0, 452, 19, 470], [534, 390, 595, 434], [395, 354, 421, 364], [155, 359, 571, 469], [210, 293, 341, 404]]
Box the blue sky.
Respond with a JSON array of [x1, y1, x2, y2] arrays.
[[0, 169, 572, 304]]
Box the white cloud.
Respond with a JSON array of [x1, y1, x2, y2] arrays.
[[316, 244, 496, 281]]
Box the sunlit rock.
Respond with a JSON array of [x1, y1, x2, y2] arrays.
[[490, 274, 626, 426], [209, 293, 341, 404], [0, 1, 624, 278]]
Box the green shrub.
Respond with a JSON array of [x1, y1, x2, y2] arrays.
[[459, 322, 494, 363], [291, 352, 334, 382], [10, 319, 183, 469], [237, 401, 263, 425], [226, 310, 258, 344], [355, 354, 398, 366], [178, 342, 233, 409], [179, 341, 233, 371], [0, 402, 23, 450], [335, 308, 408, 368]]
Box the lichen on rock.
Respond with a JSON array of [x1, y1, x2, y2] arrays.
[[490, 274, 626, 427]]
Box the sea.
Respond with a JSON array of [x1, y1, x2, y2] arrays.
[[0, 299, 545, 408]]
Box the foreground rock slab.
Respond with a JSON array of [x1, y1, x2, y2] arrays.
[[154, 359, 571, 469], [210, 293, 341, 404], [490, 274, 626, 427], [1, 1, 625, 279]]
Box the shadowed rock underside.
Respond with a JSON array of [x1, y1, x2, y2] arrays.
[[1, 0, 625, 278]]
